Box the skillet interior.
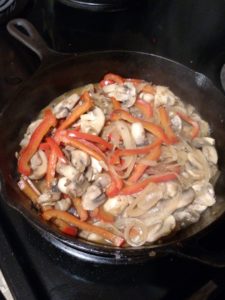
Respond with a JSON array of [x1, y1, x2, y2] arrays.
[[0, 51, 225, 261]]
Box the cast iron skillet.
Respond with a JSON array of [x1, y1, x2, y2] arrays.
[[1, 18, 225, 266]]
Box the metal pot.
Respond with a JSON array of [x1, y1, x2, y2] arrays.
[[1, 18, 225, 266]]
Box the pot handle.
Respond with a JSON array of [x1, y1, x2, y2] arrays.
[[167, 241, 225, 268], [7, 18, 67, 64]]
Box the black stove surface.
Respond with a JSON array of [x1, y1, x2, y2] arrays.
[[1, 1, 225, 299]]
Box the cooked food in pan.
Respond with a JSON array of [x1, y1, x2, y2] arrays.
[[16, 73, 219, 247]]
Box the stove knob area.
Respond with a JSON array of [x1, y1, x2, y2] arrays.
[[0, 0, 28, 24]]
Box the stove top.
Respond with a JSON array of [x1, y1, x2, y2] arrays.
[[1, 1, 225, 299]]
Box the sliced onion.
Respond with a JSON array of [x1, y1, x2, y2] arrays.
[[137, 183, 164, 210], [125, 182, 164, 217], [124, 219, 148, 247], [102, 123, 121, 148]]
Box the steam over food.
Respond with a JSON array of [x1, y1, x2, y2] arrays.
[[17, 73, 219, 247]]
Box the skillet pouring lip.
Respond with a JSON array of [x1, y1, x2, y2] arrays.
[[0, 50, 225, 263]]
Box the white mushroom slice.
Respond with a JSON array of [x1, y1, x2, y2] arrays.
[[71, 150, 90, 172], [147, 215, 176, 243], [185, 150, 209, 180], [56, 162, 78, 181], [95, 174, 111, 191], [154, 86, 177, 107], [174, 209, 200, 226], [57, 177, 71, 194], [103, 82, 136, 107], [139, 92, 154, 103], [142, 188, 195, 227], [82, 185, 106, 210], [170, 115, 182, 133], [187, 203, 207, 213], [80, 107, 105, 135], [20, 119, 43, 148], [194, 184, 215, 207], [29, 150, 48, 180], [55, 197, 71, 211], [103, 196, 129, 216], [53, 93, 80, 119], [38, 191, 61, 204], [192, 137, 215, 148], [202, 145, 218, 165], [165, 181, 180, 198], [131, 122, 145, 145], [91, 157, 108, 174]]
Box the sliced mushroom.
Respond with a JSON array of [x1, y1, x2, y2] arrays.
[[194, 183, 215, 207], [55, 197, 71, 211], [173, 209, 200, 226], [131, 122, 145, 145], [142, 188, 195, 227], [147, 215, 176, 243], [56, 162, 79, 181], [154, 86, 178, 107], [94, 173, 111, 191], [192, 137, 215, 148], [103, 196, 129, 216], [170, 115, 182, 133], [164, 181, 180, 198], [80, 107, 105, 135], [185, 150, 207, 180], [57, 177, 71, 194], [53, 93, 80, 119], [202, 145, 218, 165], [29, 150, 48, 180], [139, 92, 154, 103], [103, 82, 136, 107], [37, 190, 61, 205], [71, 150, 90, 172], [82, 185, 106, 210]]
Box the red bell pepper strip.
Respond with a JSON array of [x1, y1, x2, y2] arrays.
[[158, 106, 178, 144], [92, 206, 115, 223], [128, 144, 161, 182], [57, 91, 93, 131], [46, 137, 66, 162], [110, 109, 168, 143], [18, 108, 57, 176], [106, 167, 124, 197], [71, 197, 88, 222], [42, 209, 124, 247], [67, 129, 113, 151], [18, 177, 40, 205], [177, 111, 200, 139], [103, 73, 124, 84], [135, 98, 153, 119], [53, 218, 78, 236], [39, 142, 51, 159], [110, 96, 121, 110], [45, 137, 66, 188], [54, 130, 106, 162], [121, 172, 179, 195], [46, 147, 57, 188], [109, 138, 162, 165]]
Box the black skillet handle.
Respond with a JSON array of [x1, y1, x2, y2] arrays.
[[166, 242, 225, 268], [7, 18, 70, 65]]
